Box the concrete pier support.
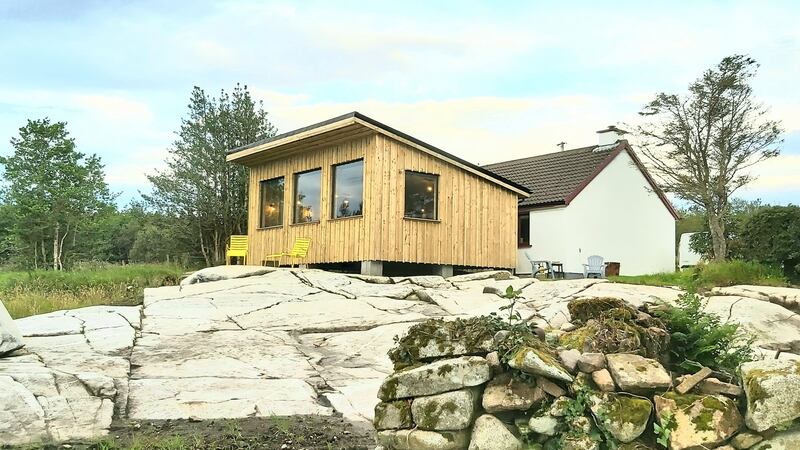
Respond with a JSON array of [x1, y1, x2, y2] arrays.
[[435, 265, 454, 278], [360, 260, 384, 276]]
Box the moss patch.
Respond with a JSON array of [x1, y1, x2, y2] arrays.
[[605, 394, 652, 425], [568, 297, 632, 324], [387, 317, 500, 368], [743, 361, 800, 407]]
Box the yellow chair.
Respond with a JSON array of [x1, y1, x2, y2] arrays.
[[263, 237, 311, 268], [225, 235, 248, 265]]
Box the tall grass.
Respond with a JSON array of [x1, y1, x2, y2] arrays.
[[610, 260, 788, 291], [1, 263, 189, 319]]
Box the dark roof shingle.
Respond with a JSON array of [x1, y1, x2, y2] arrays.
[[483, 143, 620, 207]]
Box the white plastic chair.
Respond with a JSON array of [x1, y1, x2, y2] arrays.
[[526, 251, 553, 279], [583, 255, 607, 278]]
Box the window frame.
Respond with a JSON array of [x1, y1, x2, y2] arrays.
[[330, 158, 365, 220], [403, 170, 440, 221], [518, 212, 531, 247], [292, 167, 323, 225], [258, 176, 285, 229]]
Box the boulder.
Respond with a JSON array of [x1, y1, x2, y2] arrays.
[[378, 429, 469, 450], [528, 414, 559, 436], [448, 270, 512, 283], [751, 429, 800, 450], [378, 356, 491, 400], [180, 265, 275, 285], [469, 414, 522, 450], [740, 358, 800, 432], [536, 376, 566, 397], [388, 318, 495, 363], [374, 400, 413, 430], [592, 369, 616, 392], [577, 353, 607, 373], [412, 388, 480, 430], [589, 392, 651, 443], [559, 349, 581, 373], [482, 373, 545, 413], [730, 432, 763, 449], [696, 377, 743, 397], [508, 346, 573, 382], [654, 393, 743, 450], [606, 354, 671, 392], [1, 301, 24, 355]]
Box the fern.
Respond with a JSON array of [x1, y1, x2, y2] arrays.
[[653, 292, 755, 379]]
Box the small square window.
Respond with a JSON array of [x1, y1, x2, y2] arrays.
[[404, 171, 438, 220], [259, 177, 284, 228]]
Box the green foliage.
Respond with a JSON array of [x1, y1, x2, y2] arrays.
[[635, 55, 783, 260], [652, 292, 756, 379], [653, 410, 676, 448], [683, 199, 766, 260], [740, 205, 800, 281], [145, 84, 276, 266], [2, 263, 187, 318], [0, 118, 115, 270], [610, 260, 786, 291]]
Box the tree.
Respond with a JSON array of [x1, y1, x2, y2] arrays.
[[740, 205, 800, 281], [0, 119, 114, 270], [145, 84, 276, 266], [687, 198, 765, 260], [635, 55, 783, 261]]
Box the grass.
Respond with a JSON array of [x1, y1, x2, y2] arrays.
[[1, 263, 189, 319], [610, 260, 788, 291]]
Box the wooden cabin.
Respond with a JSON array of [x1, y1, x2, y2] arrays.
[[226, 112, 530, 276]]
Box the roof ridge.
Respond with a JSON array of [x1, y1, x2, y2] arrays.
[[483, 144, 604, 168]]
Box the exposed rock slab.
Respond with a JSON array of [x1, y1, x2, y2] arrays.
[[0, 301, 24, 355], [180, 265, 276, 285], [128, 377, 331, 419], [712, 285, 800, 310]]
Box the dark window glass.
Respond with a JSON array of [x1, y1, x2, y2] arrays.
[[404, 171, 438, 220], [259, 177, 284, 228], [293, 169, 321, 223], [332, 159, 364, 218], [518, 214, 530, 246]]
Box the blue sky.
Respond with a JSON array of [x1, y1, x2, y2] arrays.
[[1, 0, 798, 206]]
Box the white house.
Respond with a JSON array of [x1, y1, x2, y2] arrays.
[[485, 126, 678, 276]]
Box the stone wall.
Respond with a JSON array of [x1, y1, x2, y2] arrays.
[[373, 297, 800, 450]]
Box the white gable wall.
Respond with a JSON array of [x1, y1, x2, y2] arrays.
[[516, 150, 675, 276]]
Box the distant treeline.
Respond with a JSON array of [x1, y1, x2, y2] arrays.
[[0, 83, 276, 270]]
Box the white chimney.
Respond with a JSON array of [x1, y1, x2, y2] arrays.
[[596, 125, 628, 146]]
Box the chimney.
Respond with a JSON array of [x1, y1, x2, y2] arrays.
[[596, 125, 628, 146]]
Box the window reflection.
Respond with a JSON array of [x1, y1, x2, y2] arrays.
[[332, 160, 364, 218], [293, 169, 321, 223]]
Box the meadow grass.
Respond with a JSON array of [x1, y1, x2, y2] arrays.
[[610, 260, 788, 291], [1, 263, 189, 318]]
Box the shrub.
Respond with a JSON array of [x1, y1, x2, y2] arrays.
[[694, 259, 786, 287], [739, 205, 800, 281], [652, 292, 756, 379]]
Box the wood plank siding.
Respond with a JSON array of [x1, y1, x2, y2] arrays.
[[245, 129, 520, 268]]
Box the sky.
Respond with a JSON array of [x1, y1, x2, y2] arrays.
[[0, 0, 798, 207]]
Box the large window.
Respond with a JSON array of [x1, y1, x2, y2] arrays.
[[404, 171, 438, 220], [259, 177, 284, 228], [293, 169, 322, 223], [518, 214, 530, 246], [331, 159, 364, 218]]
